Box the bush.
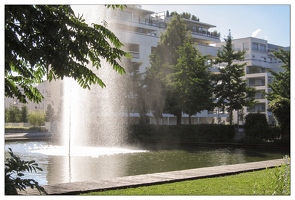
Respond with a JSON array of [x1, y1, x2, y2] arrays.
[[28, 111, 45, 127], [253, 156, 290, 195], [5, 148, 47, 195], [5, 105, 21, 122], [20, 106, 28, 122], [126, 124, 235, 145], [45, 104, 55, 122], [244, 113, 283, 143], [244, 113, 268, 140]]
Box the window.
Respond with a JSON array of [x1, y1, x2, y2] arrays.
[[206, 59, 212, 66], [260, 44, 266, 52], [252, 43, 258, 51], [123, 43, 139, 52], [243, 42, 249, 50]]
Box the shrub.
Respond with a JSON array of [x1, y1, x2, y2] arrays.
[[28, 111, 45, 127], [20, 105, 28, 122], [126, 124, 235, 145], [5, 105, 21, 122], [45, 104, 55, 122], [244, 113, 268, 140], [5, 148, 47, 195], [253, 156, 290, 195]]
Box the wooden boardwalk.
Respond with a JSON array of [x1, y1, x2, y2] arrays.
[[18, 158, 287, 195]]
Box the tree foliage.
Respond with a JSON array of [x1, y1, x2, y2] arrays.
[[145, 13, 214, 125], [145, 13, 188, 125], [28, 111, 45, 127], [20, 105, 28, 122], [5, 105, 21, 123], [159, 13, 190, 125], [213, 31, 255, 125], [244, 113, 268, 139], [5, 5, 128, 104], [266, 49, 290, 135], [144, 52, 166, 125], [120, 58, 146, 123], [170, 35, 214, 124], [5, 148, 47, 195], [45, 104, 55, 122]]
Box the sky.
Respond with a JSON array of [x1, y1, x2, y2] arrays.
[[3, 0, 292, 47], [141, 4, 291, 47]]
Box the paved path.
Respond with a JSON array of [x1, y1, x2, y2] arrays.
[[18, 158, 287, 195]]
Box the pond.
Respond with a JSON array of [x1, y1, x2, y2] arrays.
[[5, 141, 289, 186]]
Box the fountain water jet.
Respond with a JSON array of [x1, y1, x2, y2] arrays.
[[51, 5, 136, 156], [61, 63, 128, 150]]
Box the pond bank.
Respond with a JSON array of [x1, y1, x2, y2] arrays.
[[18, 158, 287, 195]]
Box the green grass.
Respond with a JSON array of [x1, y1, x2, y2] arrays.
[[81, 165, 290, 195]]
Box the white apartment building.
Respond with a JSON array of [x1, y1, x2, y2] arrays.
[[98, 5, 226, 125], [214, 37, 289, 125], [101, 5, 220, 73]]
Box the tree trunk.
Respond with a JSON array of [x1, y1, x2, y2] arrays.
[[229, 109, 233, 126], [176, 111, 182, 125], [189, 114, 191, 125]]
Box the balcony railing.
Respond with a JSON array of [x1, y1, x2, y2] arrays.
[[111, 12, 220, 40], [128, 51, 140, 59], [190, 30, 220, 39]]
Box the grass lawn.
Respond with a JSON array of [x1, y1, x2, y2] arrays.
[[81, 165, 290, 195]]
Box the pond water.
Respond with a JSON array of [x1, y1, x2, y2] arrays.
[[5, 141, 289, 186]]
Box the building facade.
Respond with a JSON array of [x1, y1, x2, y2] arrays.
[[99, 5, 225, 124], [214, 37, 289, 125]]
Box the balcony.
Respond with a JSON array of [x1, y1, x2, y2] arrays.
[[128, 51, 140, 59], [246, 58, 283, 69], [247, 103, 266, 113], [190, 30, 220, 40]]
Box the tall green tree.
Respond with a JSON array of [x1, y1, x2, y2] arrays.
[[146, 13, 214, 125], [213, 31, 255, 125], [159, 13, 188, 125], [144, 51, 166, 125], [45, 104, 55, 122], [266, 48, 290, 136], [20, 105, 28, 122], [5, 5, 128, 104], [170, 36, 214, 124], [5, 105, 21, 123], [121, 58, 145, 124], [145, 13, 188, 125]]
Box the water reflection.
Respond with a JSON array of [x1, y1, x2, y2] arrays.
[[5, 141, 289, 186]]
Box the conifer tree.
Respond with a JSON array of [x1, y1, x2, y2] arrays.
[[266, 48, 290, 136], [213, 31, 255, 125]]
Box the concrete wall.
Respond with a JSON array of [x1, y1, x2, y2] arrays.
[[5, 122, 31, 127]]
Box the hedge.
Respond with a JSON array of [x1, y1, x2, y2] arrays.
[[126, 124, 235, 145]]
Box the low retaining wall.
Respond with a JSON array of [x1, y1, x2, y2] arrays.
[[5, 122, 31, 127]]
